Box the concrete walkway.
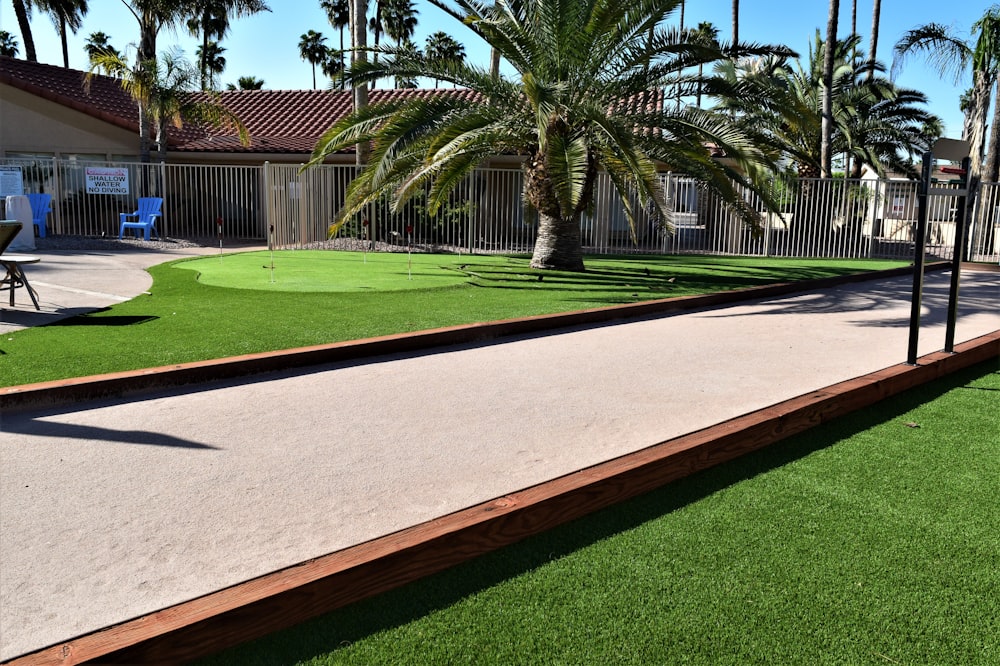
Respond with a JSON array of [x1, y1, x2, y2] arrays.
[[1, 244, 262, 334], [0, 256, 998, 661]]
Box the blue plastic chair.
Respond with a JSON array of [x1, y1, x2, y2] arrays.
[[27, 193, 51, 238], [119, 197, 163, 240]]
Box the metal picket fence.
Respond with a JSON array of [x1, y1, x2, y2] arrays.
[[3, 155, 998, 263]]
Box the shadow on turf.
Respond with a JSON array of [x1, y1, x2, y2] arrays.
[[195, 360, 997, 666], [46, 308, 159, 327]]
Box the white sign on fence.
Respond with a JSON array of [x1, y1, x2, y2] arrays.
[[85, 166, 130, 195], [0, 166, 24, 197]]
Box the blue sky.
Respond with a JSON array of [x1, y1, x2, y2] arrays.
[[2, 0, 990, 138]]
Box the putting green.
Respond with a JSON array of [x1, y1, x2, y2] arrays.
[[174, 250, 481, 292]]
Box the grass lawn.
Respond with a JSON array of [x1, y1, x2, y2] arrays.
[[197, 360, 1000, 666], [2, 252, 903, 386]]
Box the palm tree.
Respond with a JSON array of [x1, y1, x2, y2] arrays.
[[424, 30, 465, 87], [321, 46, 344, 85], [715, 34, 937, 180], [391, 38, 420, 88], [226, 75, 264, 89], [84, 31, 120, 60], [894, 7, 1000, 183], [30, 0, 89, 67], [321, 0, 351, 89], [820, 0, 840, 178], [309, 0, 784, 271], [0, 30, 20, 57], [381, 0, 417, 47], [118, 0, 197, 154], [11, 0, 36, 62], [689, 21, 719, 107], [299, 30, 328, 89], [88, 48, 249, 164], [195, 40, 226, 90], [185, 1, 271, 91]]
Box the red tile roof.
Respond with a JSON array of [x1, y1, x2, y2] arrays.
[[0, 56, 478, 156]]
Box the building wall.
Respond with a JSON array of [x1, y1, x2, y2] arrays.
[[0, 83, 139, 159]]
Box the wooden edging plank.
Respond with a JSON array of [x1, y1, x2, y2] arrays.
[[1, 263, 940, 412], [8, 329, 997, 666]]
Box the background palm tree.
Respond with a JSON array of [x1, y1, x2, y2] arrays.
[[311, 0, 784, 271], [195, 40, 226, 90], [894, 6, 1000, 183], [35, 0, 89, 67], [84, 31, 119, 57], [424, 30, 464, 87], [820, 0, 840, 178], [298, 29, 328, 89], [226, 75, 264, 89], [185, 0, 271, 91], [391, 37, 420, 88], [88, 47, 249, 164], [84, 31, 121, 72], [689, 21, 719, 107], [321, 0, 351, 89], [381, 0, 417, 47], [715, 34, 937, 180], [11, 0, 37, 62], [118, 0, 199, 156], [0, 30, 20, 57], [321, 45, 344, 86]]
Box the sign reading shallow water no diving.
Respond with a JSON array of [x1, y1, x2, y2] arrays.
[[85, 167, 129, 195]]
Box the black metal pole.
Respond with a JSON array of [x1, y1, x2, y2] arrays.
[[944, 156, 972, 353], [907, 152, 933, 365]]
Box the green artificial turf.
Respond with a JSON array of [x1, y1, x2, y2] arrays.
[[2, 253, 902, 386], [197, 360, 1000, 666]]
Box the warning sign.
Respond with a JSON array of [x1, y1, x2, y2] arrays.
[[0, 166, 24, 197], [85, 167, 130, 195]]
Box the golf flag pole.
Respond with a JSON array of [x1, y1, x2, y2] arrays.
[[362, 215, 370, 264], [216, 216, 223, 260], [268, 224, 275, 283], [406, 224, 413, 280]]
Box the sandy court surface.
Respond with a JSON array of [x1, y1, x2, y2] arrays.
[[1, 269, 998, 660]]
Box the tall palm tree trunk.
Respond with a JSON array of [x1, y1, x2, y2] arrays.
[[12, 0, 37, 61], [351, 0, 370, 165], [59, 18, 71, 67], [967, 72, 992, 180], [731, 0, 739, 51], [821, 0, 840, 178], [867, 0, 881, 80], [489, 1, 500, 77], [524, 154, 592, 271], [984, 82, 1000, 184], [531, 212, 585, 270]]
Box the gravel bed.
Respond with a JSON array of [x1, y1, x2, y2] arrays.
[[33, 235, 209, 252], [32, 235, 479, 255]]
